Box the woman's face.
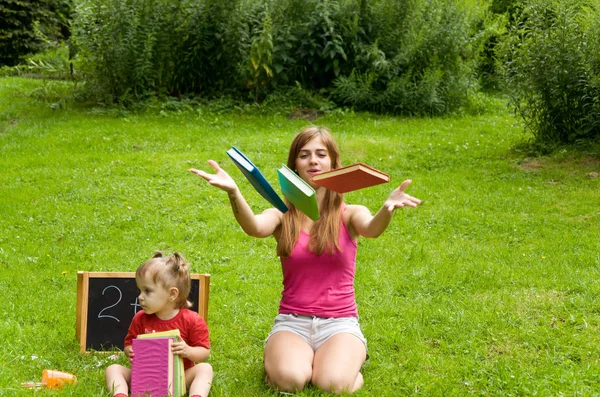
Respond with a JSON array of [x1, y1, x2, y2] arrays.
[[295, 136, 332, 186]]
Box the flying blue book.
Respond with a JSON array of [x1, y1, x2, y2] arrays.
[[277, 164, 319, 221], [226, 147, 288, 213]]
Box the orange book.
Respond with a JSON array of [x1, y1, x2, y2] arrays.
[[311, 163, 390, 193]]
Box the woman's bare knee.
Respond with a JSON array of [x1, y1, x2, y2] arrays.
[[264, 331, 313, 392], [312, 371, 356, 394], [266, 365, 311, 392]]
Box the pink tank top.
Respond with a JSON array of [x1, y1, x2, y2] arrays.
[[279, 213, 358, 318]]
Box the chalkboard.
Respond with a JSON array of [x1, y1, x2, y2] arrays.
[[76, 271, 209, 353]]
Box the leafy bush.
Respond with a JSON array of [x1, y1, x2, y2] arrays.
[[73, 0, 183, 103], [71, 0, 490, 114], [496, 0, 600, 145], [72, 0, 248, 104], [0, 43, 72, 79], [332, 0, 487, 115], [40, 0, 72, 43], [172, 0, 249, 96], [244, 0, 356, 96]]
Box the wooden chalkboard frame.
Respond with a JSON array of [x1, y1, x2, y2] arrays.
[[76, 271, 210, 353]]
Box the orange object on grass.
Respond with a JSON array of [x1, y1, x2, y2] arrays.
[[41, 369, 77, 389]]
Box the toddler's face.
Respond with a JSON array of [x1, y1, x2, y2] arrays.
[[136, 275, 170, 315]]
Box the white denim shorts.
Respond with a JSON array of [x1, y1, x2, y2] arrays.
[[265, 313, 367, 351]]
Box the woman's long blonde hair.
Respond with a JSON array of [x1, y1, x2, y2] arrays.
[[277, 126, 344, 257]]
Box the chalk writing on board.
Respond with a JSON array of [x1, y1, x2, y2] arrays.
[[131, 297, 142, 314], [98, 285, 122, 322]]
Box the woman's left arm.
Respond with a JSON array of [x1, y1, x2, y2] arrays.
[[349, 180, 421, 238]]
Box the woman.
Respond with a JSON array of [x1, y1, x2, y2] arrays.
[[190, 126, 421, 394]]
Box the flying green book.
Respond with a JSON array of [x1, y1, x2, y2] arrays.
[[277, 164, 319, 221]]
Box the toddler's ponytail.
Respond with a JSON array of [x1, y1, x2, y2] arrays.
[[167, 252, 193, 309]]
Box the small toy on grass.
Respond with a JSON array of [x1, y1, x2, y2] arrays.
[[21, 369, 77, 390]]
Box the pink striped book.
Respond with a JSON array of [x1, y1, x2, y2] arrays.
[[131, 338, 174, 397]]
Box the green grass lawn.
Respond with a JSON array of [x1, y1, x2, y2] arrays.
[[0, 77, 599, 396]]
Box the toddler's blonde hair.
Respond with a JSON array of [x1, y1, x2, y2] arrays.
[[136, 252, 192, 309]]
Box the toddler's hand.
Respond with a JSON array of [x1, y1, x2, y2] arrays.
[[124, 345, 135, 364], [171, 340, 191, 359]]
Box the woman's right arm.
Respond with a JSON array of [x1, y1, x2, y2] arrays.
[[189, 160, 282, 238]]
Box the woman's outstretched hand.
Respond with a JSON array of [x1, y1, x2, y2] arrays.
[[189, 160, 237, 193], [384, 180, 422, 212]]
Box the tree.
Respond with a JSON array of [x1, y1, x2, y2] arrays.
[[0, 0, 71, 67]]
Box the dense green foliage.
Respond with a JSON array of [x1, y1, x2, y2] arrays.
[[331, 0, 486, 115], [497, 0, 600, 146], [71, 0, 488, 115], [0, 0, 71, 67], [1, 0, 47, 66], [72, 0, 248, 104]]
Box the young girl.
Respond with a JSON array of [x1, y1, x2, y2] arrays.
[[190, 126, 421, 394], [105, 252, 213, 397]]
